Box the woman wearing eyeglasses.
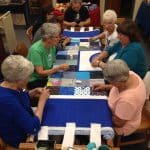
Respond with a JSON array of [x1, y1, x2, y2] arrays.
[[27, 23, 69, 89]]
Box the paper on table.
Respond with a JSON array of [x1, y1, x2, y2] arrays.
[[80, 27, 85, 32], [89, 27, 94, 31], [38, 126, 49, 140], [79, 50, 102, 71], [61, 123, 76, 149], [70, 27, 75, 32]]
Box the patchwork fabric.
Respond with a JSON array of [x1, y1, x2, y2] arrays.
[[47, 30, 105, 96]]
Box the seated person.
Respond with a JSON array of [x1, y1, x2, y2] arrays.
[[28, 4, 55, 41], [94, 59, 146, 136], [63, 0, 91, 27], [0, 55, 50, 149], [33, 22, 71, 51], [27, 23, 69, 89], [91, 20, 147, 79], [90, 9, 119, 48]]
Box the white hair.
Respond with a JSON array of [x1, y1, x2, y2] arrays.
[[1, 55, 34, 82], [103, 59, 129, 83], [41, 23, 61, 40], [103, 9, 117, 23]]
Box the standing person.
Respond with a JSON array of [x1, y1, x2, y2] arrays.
[[27, 23, 69, 89], [93, 59, 146, 136], [63, 0, 90, 27], [90, 9, 119, 48], [0, 55, 50, 149], [91, 20, 147, 79], [27, 4, 55, 41]]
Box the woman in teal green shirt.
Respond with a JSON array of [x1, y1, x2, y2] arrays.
[[91, 20, 147, 79], [27, 23, 69, 89]]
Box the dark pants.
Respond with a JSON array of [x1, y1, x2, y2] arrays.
[[27, 78, 48, 90]]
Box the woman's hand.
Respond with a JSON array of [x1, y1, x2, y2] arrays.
[[71, 22, 77, 27], [62, 37, 71, 47], [91, 58, 100, 67], [59, 63, 69, 71], [39, 88, 50, 102], [93, 83, 107, 91], [29, 88, 45, 98]]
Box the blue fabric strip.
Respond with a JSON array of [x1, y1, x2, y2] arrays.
[[42, 99, 112, 127], [63, 30, 100, 38]]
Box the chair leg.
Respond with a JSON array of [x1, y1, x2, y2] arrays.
[[114, 135, 122, 147]]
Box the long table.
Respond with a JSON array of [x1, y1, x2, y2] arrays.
[[39, 29, 114, 142]]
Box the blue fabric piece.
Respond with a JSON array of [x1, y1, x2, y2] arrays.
[[76, 71, 90, 80], [69, 42, 79, 46], [42, 99, 112, 127], [50, 72, 63, 78], [63, 30, 100, 38], [0, 87, 40, 148], [59, 87, 74, 95], [56, 51, 68, 59]]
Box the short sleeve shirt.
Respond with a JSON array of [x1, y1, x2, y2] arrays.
[[108, 71, 146, 135], [27, 40, 56, 82], [64, 5, 89, 23]]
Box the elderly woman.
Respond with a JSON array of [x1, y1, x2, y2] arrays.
[[27, 23, 69, 89], [90, 9, 118, 48], [0, 55, 50, 149], [63, 0, 91, 27], [94, 59, 146, 136], [91, 20, 147, 79]]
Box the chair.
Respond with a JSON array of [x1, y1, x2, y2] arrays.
[[26, 26, 33, 42], [0, 11, 17, 54], [13, 42, 28, 57], [143, 71, 150, 100], [116, 18, 125, 25]]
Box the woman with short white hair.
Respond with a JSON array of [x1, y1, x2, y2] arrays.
[[28, 23, 69, 89], [90, 9, 118, 47], [0, 55, 50, 149], [93, 59, 146, 136]]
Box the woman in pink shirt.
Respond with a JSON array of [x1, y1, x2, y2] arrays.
[[94, 59, 146, 136]]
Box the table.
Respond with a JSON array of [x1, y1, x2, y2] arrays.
[[39, 29, 114, 142], [0, 1, 30, 28]]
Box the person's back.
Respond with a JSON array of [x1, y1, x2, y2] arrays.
[[110, 41, 147, 78], [0, 87, 40, 148], [108, 71, 146, 135]]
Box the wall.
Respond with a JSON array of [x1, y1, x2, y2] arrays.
[[133, 0, 143, 20], [99, 0, 143, 22]]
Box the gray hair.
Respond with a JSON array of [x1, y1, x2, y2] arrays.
[[103, 9, 117, 23], [1, 55, 34, 82], [41, 23, 61, 40], [70, 0, 82, 3], [103, 59, 129, 83]]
